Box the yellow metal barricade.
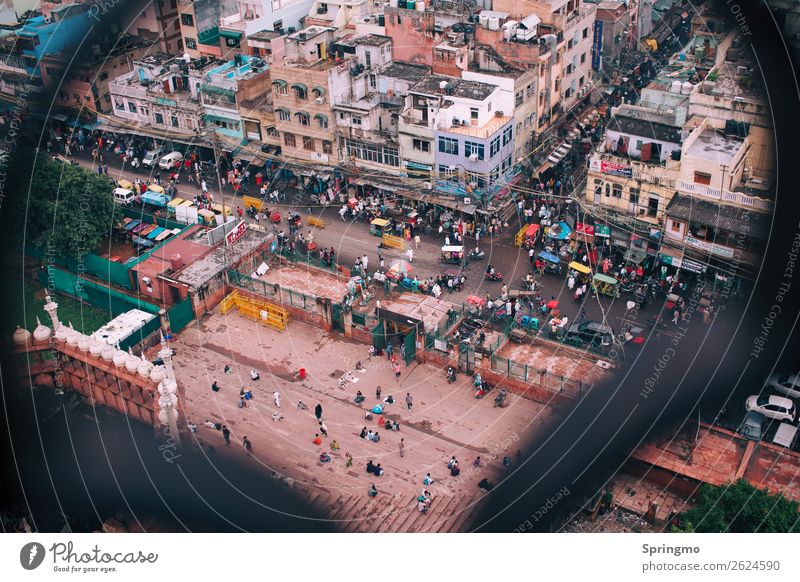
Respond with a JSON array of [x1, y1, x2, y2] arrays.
[[307, 216, 326, 229], [382, 234, 406, 251], [514, 224, 528, 247], [218, 290, 289, 331], [242, 195, 263, 212]]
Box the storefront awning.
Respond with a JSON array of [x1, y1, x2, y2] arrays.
[[290, 82, 307, 92], [272, 79, 287, 88]]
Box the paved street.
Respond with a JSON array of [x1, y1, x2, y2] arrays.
[[69, 149, 663, 337]]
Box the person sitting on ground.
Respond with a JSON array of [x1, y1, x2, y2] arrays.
[[250, 369, 260, 380], [345, 452, 353, 467], [224, 365, 232, 374], [319, 451, 331, 463], [354, 390, 365, 404], [450, 462, 461, 477], [368, 484, 378, 497], [366, 429, 376, 441], [374, 463, 384, 477], [418, 499, 428, 514], [272, 411, 282, 422], [364, 412, 373, 421], [383, 395, 395, 405], [211, 381, 220, 392], [388, 420, 400, 431], [473, 456, 482, 468], [372, 431, 381, 443], [188, 421, 197, 433], [372, 404, 384, 414], [366, 460, 375, 474], [478, 478, 495, 492], [331, 439, 340, 452], [312, 433, 322, 446], [447, 456, 457, 470], [423, 473, 434, 486], [355, 360, 365, 371], [297, 400, 308, 410], [204, 420, 216, 429]]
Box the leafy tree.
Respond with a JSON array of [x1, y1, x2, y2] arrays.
[[674, 479, 799, 533], [10, 154, 121, 260]]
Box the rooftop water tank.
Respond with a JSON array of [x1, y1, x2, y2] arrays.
[[488, 16, 500, 30], [479, 13, 489, 27], [681, 81, 693, 95], [670, 80, 682, 93], [416, 1, 425, 11]]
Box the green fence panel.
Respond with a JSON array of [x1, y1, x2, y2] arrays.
[[84, 254, 134, 290], [168, 296, 195, 333], [352, 312, 366, 327], [118, 316, 161, 351]]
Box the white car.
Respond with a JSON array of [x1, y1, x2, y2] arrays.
[[158, 151, 183, 170], [141, 148, 165, 168], [766, 372, 800, 399], [745, 395, 797, 423]]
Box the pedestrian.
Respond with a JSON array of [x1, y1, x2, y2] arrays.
[[362, 254, 369, 272], [319, 421, 328, 436], [568, 275, 575, 291], [394, 363, 402, 382], [386, 343, 393, 360], [315, 403, 323, 420], [222, 425, 230, 445], [211, 381, 220, 392], [273, 390, 281, 407], [312, 433, 322, 445], [405, 392, 413, 411], [376, 385, 382, 400], [406, 247, 413, 263], [672, 309, 680, 325], [242, 436, 253, 454], [414, 234, 420, 249], [399, 437, 405, 457]]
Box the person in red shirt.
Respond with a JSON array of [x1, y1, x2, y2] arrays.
[[312, 433, 322, 445]]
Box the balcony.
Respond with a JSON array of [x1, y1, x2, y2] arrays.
[[677, 180, 773, 211]]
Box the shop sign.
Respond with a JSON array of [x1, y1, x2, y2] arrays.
[[684, 236, 735, 259], [156, 97, 177, 107], [575, 222, 595, 235], [225, 219, 247, 246], [589, 157, 633, 178], [591, 20, 603, 71], [681, 257, 707, 274]]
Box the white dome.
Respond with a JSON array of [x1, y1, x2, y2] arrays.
[[54, 324, 69, 343], [113, 349, 128, 367], [149, 365, 166, 383], [158, 392, 178, 409], [33, 317, 52, 342], [77, 335, 91, 352], [89, 340, 105, 356], [125, 349, 142, 373], [12, 326, 31, 346], [159, 378, 178, 395], [101, 345, 116, 361], [66, 324, 82, 347], [158, 408, 177, 425], [137, 355, 154, 377]]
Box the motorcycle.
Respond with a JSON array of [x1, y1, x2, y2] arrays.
[[620, 280, 636, 294], [446, 367, 457, 384], [475, 381, 493, 399], [494, 389, 508, 408], [485, 270, 504, 282], [468, 248, 485, 261]]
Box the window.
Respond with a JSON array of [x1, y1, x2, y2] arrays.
[[635, 140, 643, 150], [303, 136, 315, 151], [670, 219, 681, 232], [490, 135, 501, 157], [277, 109, 290, 121], [470, 108, 478, 120], [185, 37, 197, 50], [369, 74, 376, 89], [181, 13, 194, 27], [114, 99, 124, 110], [438, 164, 458, 178], [612, 184, 622, 198], [294, 86, 307, 100], [322, 140, 332, 154], [580, 52, 586, 64], [526, 83, 535, 99], [171, 116, 179, 127], [502, 155, 512, 171], [694, 171, 712, 185], [502, 125, 513, 145], [127, 101, 137, 113], [296, 112, 310, 125], [344, 138, 399, 166], [438, 136, 458, 155], [284, 133, 296, 147], [647, 197, 659, 217], [629, 187, 640, 205], [275, 84, 288, 96], [464, 141, 484, 160], [365, 51, 372, 68], [465, 171, 485, 188], [582, 27, 589, 38], [490, 165, 500, 183], [412, 138, 430, 152], [154, 112, 164, 124], [352, 115, 362, 126], [317, 115, 328, 128], [515, 91, 523, 107], [604, 184, 610, 197], [579, 76, 585, 87]]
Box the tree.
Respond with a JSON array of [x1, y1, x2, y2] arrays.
[[10, 154, 122, 260], [674, 479, 799, 533]]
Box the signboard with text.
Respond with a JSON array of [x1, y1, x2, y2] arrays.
[[589, 157, 633, 178], [225, 219, 247, 246], [591, 21, 603, 71]]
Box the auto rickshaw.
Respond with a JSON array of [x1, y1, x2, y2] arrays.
[[439, 245, 464, 264], [406, 211, 420, 226], [537, 251, 562, 275], [212, 204, 232, 219], [147, 184, 165, 195], [567, 261, 592, 283], [522, 224, 541, 249], [166, 197, 184, 217], [198, 208, 217, 226], [117, 179, 134, 191], [592, 273, 620, 298], [370, 218, 390, 237]]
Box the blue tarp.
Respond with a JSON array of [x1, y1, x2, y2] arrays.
[[547, 222, 572, 240]]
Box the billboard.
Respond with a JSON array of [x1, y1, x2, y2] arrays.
[[589, 157, 633, 178], [591, 20, 603, 71]]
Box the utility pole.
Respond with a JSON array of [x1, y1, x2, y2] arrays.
[[210, 129, 231, 267]]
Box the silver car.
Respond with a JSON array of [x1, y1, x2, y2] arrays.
[[766, 372, 800, 400]]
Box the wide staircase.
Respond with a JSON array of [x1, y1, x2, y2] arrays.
[[304, 488, 485, 533]]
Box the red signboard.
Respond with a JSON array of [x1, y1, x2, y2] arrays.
[[575, 223, 595, 235], [225, 220, 247, 246]]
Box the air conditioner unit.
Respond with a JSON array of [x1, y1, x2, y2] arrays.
[[423, 182, 432, 190], [468, 153, 478, 161], [315, 96, 325, 104]]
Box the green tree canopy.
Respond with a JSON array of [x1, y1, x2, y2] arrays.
[[13, 155, 121, 260], [675, 479, 799, 533]]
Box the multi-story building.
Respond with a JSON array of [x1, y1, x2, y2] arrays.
[[41, 36, 158, 114], [178, 0, 239, 60], [399, 75, 515, 207], [269, 26, 341, 166], [594, 2, 630, 75], [306, 0, 376, 30]]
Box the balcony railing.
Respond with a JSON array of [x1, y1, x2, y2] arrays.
[[678, 180, 773, 211]]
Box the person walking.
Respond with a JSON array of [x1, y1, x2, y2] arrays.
[[376, 385, 382, 400], [222, 425, 231, 445], [386, 343, 393, 360], [405, 392, 413, 411], [242, 436, 253, 454], [399, 437, 405, 458], [273, 390, 281, 408], [315, 403, 323, 421], [319, 421, 328, 437], [414, 234, 420, 250], [406, 247, 413, 263], [394, 363, 402, 382]]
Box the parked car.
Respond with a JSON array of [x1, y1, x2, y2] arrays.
[[772, 422, 799, 448], [565, 320, 613, 347], [142, 148, 165, 168], [158, 151, 183, 170], [766, 372, 800, 399], [112, 187, 135, 205], [737, 410, 764, 441], [744, 395, 797, 423]]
